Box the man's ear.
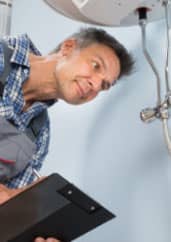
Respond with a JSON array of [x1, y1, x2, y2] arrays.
[[60, 39, 77, 56]]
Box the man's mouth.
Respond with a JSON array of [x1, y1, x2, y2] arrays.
[[76, 81, 86, 98]]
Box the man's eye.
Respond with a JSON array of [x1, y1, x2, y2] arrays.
[[92, 61, 100, 70]]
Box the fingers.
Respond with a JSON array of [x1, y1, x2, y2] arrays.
[[0, 179, 47, 206], [0, 184, 11, 204], [0, 191, 10, 204], [34, 238, 44, 242], [46, 238, 61, 242], [34, 237, 61, 242], [0, 184, 9, 192], [0, 177, 47, 206], [0, 184, 24, 205]]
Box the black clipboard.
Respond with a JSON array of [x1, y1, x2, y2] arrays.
[[0, 173, 115, 242]]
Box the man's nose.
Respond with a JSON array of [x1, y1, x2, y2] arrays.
[[88, 74, 103, 92]]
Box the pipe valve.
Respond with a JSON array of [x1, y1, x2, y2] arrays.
[[140, 107, 157, 123]]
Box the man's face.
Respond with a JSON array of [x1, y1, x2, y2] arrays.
[[54, 41, 120, 105]]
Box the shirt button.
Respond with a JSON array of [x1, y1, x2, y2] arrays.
[[24, 69, 28, 74]]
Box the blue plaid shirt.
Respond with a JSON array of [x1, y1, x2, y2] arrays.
[[0, 34, 51, 188]]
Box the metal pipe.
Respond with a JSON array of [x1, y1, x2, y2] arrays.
[[161, 0, 171, 156], [139, 18, 162, 106], [0, 0, 12, 36], [138, 5, 171, 156], [163, 0, 171, 93], [162, 119, 171, 155]]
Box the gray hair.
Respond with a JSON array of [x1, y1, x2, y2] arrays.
[[51, 27, 135, 79]]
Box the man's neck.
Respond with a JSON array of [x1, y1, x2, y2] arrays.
[[22, 53, 59, 105]]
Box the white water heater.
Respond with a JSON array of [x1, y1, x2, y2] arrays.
[[44, 0, 168, 26]]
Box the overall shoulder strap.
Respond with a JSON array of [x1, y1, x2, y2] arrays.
[[0, 40, 48, 142], [0, 40, 13, 96]]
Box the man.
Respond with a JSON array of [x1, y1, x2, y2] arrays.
[[0, 28, 134, 241]]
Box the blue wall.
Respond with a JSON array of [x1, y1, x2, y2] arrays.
[[12, 1, 170, 242]]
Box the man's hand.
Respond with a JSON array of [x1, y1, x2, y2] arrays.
[[0, 178, 45, 204], [34, 237, 61, 242], [0, 183, 61, 242], [0, 184, 23, 204]]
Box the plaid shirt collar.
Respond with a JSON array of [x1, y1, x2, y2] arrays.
[[8, 34, 56, 107], [10, 34, 41, 67]]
